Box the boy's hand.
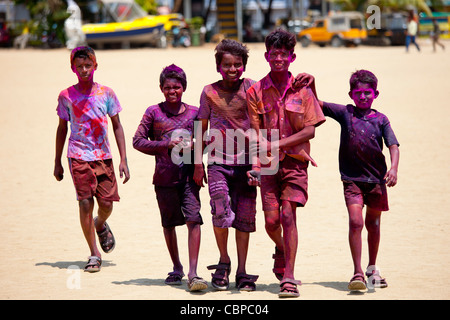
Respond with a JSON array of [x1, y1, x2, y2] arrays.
[[293, 73, 315, 90], [119, 160, 130, 184], [54, 163, 64, 181], [247, 168, 261, 187], [385, 168, 397, 187], [193, 164, 207, 187]]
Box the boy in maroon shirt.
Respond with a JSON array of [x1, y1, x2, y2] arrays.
[[133, 64, 207, 292]]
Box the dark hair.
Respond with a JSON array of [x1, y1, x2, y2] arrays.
[[159, 64, 187, 90], [214, 39, 249, 71], [349, 70, 378, 91], [70, 46, 96, 67], [265, 28, 296, 53]]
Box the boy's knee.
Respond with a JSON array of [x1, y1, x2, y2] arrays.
[[78, 198, 94, 213], [97, 198, 113, 212], [265, 211, 280, 232], [349, 219, 364, 231]]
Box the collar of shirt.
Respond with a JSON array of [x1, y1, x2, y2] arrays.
[[262, 72, 296, 96]]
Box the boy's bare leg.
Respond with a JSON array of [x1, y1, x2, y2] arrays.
[[236, 230, 249, 275], [347, 204, 364, 275], [365, 207, 382, 268], [95, 198, 113, 232], [264, 209, 284, 252], [79, 198, 101, 258], [280, 200, 298, 281], [213, 226, 231, 264], [163, 227, 183, 274], [186, 222, 201, 279]]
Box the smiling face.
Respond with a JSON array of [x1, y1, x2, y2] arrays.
[[349, 82, 379, 110], [265, 47, 296, 73], [218, 53, 245, 85], [72, 57, 96, 83], [160, 77, 184, 105]]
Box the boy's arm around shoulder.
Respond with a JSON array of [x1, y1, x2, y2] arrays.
[[111, 114, 130, 184], [54, 117, 68, 181]]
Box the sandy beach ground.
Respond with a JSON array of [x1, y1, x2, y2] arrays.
[[0, 38, 449, 302]]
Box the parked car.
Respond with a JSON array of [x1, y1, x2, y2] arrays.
[[365, 12, 407, 46], [277, 18, 311, 38], [298, 12, 367, 47], [82, 0, 166, 48]]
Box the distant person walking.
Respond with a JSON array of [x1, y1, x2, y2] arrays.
[[406, 13, 420, 52], [431, 18, 445, 52]]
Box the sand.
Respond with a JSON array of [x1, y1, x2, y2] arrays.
[[0, 38, 449, 301]]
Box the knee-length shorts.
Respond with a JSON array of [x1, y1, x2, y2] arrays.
[[207, 164, 257, 232]]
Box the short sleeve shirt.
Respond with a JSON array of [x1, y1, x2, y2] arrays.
[[198, 78, 255, 165], [57, 83, 122, 161], [246, 73, 325, 162], [132, 103, 199, 186], [322, 102, 399, 183]]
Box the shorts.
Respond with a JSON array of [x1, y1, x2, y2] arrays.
[[261, 156, 308, 211], [155, 178, 202, 229], [343, 180, 389, 211], [207, 164, 257, 232], [69, 158, 120, 202]]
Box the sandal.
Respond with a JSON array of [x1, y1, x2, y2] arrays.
[[94, 217, 115, 253], [272, 247, 285, 281], [84, 256, 101, 273], [348, 273, 367, 291], [279, 278, 301, 298], [165, 271, 184, 285], [366, 269, 388, 289], [207, 262, 231, 291], [235, 273, 259, 292], [187, 276, 208, 292]]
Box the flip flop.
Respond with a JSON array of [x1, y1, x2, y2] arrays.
[[207, 261, 231, 291], [84, 256, 101, 273], [94, 217, 115, 253], [366, 269, 388, 289], [235, 273, 259, 292], [165, 271, 184, 285], [187, 276, 208, 292], [279, 278, 301, 298], [272, 247, 285, 281], [348, 273, 367, 291]]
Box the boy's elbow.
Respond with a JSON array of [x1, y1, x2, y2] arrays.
[[132, 136, 142, 150]]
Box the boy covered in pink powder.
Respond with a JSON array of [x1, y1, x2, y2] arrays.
[[301, 69, 400, 291], [133, 64, 207, 292], [246, 29, 325, 297], [54, 46, 130, 272], [193, 39, 259, 292]]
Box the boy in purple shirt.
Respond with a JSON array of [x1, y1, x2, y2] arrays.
[[133, 64, 207, 292], [54, 46, 130, 272], [302, 69, 400, 291]]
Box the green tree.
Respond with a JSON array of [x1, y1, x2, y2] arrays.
[[14, 0, 69, 47], [135, 0, 158, 14]]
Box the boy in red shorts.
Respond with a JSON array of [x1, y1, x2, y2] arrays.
[[246, 29, 325, 297], [54, 46, 130, 272], [299, 70, 400, 291]]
